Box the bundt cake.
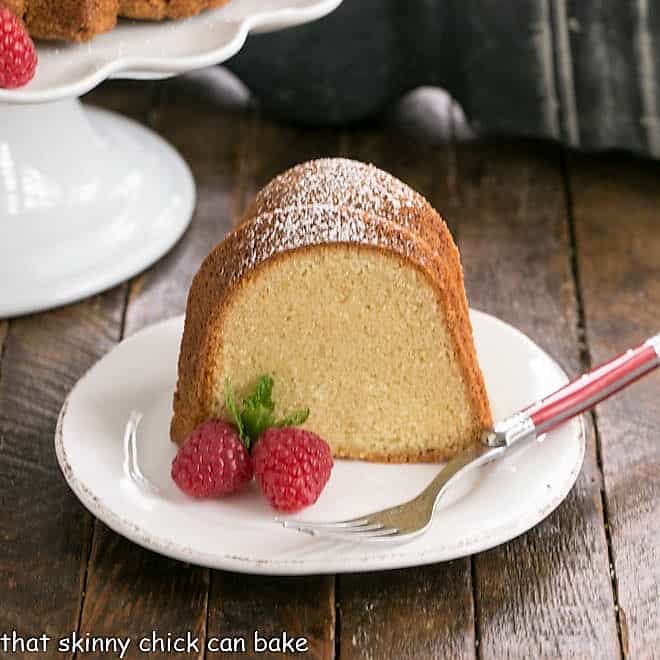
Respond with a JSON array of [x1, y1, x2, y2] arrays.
[[171, 159, 492, 463], [3, 0, 229, 42]]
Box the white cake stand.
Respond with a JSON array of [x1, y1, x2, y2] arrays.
[[0, 0, 342, 318]]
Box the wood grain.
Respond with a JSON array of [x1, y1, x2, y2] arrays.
[[451, 141, 620, 657], [0, 291, 125, 653], [210, 573, 335, 660], [0, 321, 7, 364], [569, 152, 660, 658], [83, 79, 158, 119], [339, 562, 475, 660], [337, 127, 476, 660], [79, 531, 208, 660], [238, 111, 342, 219]]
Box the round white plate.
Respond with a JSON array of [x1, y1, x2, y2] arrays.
[[56, 311, 585, 575], [0, 0, 343, 104]]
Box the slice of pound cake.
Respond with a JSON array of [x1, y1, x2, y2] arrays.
[[118, 0, 229, 21], [3, 0, 230, 41], [171, 161, 492, 462], [5, 0, 119, 42]]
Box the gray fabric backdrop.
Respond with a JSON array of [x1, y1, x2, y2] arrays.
[[226, 0, 660, 158]]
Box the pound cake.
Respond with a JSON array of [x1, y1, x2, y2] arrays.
[[3, 0, 229, 41], [240, 158, 475, 372], [118, 0, 229, 21], [171, 162, 492, 462]]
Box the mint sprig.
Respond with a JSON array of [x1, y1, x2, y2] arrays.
[[273, 408, 310, 428], [224, 379, 245, 439], [225, 375, 309, 450]]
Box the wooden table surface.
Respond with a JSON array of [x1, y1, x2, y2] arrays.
[[1, 74, 658, 660]]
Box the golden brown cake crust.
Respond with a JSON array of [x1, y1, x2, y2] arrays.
[[10, 0, 119, 42], [239, 158, 492, 443], [2, 0, 24, 18], [171, 204, 493, 461], [118, 0, 228, 21], [4, 0, 229, 41]]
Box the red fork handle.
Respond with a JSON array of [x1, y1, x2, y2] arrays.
[[483, 334, 660, 448], [527, 335, 660, 434]]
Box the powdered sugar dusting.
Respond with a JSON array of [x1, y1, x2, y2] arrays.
[[242, 158, 452, 260], [251, 158, 427, 222], [223, 205, 430, 289]]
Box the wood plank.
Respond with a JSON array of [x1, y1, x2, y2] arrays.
[[211, 573, 335, 659], [239, 111, 343, 219], [82, 79, 158, 119], [339, 562, 474, 660], [452, 141, 620, 657], [0, 321, 7, 361], [570, 152, 660, 657], [338, 125, 476, 660], [79, 530, 208, 660], [0, 291, 125, 648]]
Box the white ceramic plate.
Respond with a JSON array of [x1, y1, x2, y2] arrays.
[[56, 311, 585, 575], [0, 0, 343, 104]]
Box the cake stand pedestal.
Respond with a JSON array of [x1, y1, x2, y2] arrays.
[[0, 0, 342, 318], [0, 99, 194, 318]]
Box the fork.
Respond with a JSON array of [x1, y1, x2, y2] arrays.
[[278, 333, 660, 543]]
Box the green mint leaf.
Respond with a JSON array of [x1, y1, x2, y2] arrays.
[[251, 375, 275, 412], [240, 375, 276, 446], [225, 375, 311, 450], [225, 379, 246, 444], [274, 408, 310, 428]]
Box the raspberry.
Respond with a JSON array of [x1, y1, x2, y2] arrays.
[[253, 428, 333, 513], [171, 419, 253, 499], [0, 7, 37, 89]]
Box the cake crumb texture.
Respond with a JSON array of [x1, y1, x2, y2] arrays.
[[220, 246, 477, 461]]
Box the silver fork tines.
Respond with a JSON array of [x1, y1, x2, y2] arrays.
[[279, 518, 400, 541], [276, 444, 506, 544], [278, 517, 371, 529]]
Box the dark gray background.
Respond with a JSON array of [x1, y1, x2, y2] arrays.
[[226, 0, 660, 158]]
